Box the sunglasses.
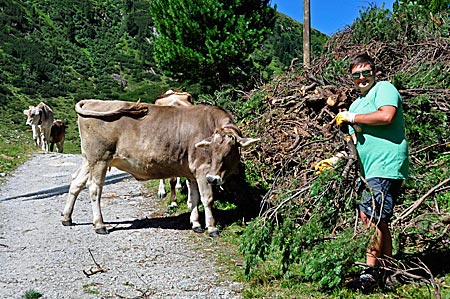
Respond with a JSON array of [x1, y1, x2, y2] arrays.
[[351, 70, 373, 79]]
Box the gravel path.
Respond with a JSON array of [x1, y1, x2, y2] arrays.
[[0, 153, 242, 299]]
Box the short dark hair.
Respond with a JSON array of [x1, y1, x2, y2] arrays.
[[349, 53, 376, 73]]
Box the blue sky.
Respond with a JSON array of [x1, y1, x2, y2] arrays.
[[270, 0, 395, 36]]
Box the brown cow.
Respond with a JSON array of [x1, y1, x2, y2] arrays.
[[154, 90, 193, 206], [23, 102, 54, 152], [49, 119, 67, 153], [61, 100, 259, 237], [154, 89, 193, 107]]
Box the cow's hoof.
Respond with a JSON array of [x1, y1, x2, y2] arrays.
[[62, 219, 73, 226], [192, 227, 204, 234], [208, 230, 220, 238], [95, 227, 109, 235]]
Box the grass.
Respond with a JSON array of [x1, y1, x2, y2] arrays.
[[82, 283, 101, 295], [0, 124, 35, 182]]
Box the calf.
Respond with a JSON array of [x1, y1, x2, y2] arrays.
[[49, 119, 67, 153]]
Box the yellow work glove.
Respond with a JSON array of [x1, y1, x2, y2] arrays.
[[335, 111, 356, 126], [314, 152, 346, 174]]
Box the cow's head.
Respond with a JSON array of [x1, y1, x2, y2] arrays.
[[23, 106, 42, 126], [195, 127, 259, 185]]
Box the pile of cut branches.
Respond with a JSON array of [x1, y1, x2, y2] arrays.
[[239, 30, 450, 292]]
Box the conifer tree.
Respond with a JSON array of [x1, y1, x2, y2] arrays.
[[150, 0, 276, 92]]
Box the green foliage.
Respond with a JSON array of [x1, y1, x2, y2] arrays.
[[298, 229, 367, 289], [394, 0, 449, 14], [240, 217, 275, 278], [0, 121, 34, 178], [0, 0, 165, 103], [399, 124, 449, 255], [23, 290, 42, 299], [150, 0, 276, 93], [351, 1, 449, 44], [237, 1, 449, 296], [254, 13, 327, 80], [240, 169, 368, 289], [404, 95, 448, 161], [82, 283, 100, 295]]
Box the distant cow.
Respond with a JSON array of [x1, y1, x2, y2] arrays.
[[61, 100, 259, 237], [155, 90, 194, 206], [49, 120, 67, 153], [23, 102, 54, 152]]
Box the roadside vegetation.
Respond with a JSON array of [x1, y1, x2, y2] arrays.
[[231, 1, 449, 298], [1, 0, 448, 298]]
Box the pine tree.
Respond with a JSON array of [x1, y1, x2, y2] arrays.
[[150, 0, 276, 92]]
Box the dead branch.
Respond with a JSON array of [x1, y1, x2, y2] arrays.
[[393, 177, 450, 225], [356, 257, 441, 299], [83, 248, 107, 278]]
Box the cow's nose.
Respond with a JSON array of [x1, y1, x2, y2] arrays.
[[206, 175, 223, 185]]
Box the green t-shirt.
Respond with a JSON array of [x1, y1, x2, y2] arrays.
[[349, 81, 409, 179]]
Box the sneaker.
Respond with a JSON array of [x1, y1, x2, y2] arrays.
[[358, 267, 379, 293], [347, 267, 379, 293]]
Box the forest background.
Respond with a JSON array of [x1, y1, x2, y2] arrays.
[[0, 0, 449, 298]]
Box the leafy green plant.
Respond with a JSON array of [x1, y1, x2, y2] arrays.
[[240, 168, 368, 289], [23, 290, 42, 299], [83, 283, 100, 295]]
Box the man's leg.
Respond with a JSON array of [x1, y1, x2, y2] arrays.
[[360, 211, 392, 266]]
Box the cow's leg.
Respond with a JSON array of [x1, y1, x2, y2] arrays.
[[32, 125, 40, 147], [43, 129, 51, 153], [38, 125, 46, 151], [175, 177, 182, 189], [57, 140, 64, 153], [157, 179, 166, 199], [168, 177, 177, 207], [62, 159, 89, 226], [187, 179, 203, 233], [50, 142, 55, 152], [197, 177, 219, 237], [87, 161, 108, 234], [186, 180, 192, 210]]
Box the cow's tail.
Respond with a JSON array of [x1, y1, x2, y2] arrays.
[[75, 100, 149, 118]]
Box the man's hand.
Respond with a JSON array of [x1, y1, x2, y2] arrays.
[[314, 152, 346, 174], [336, 111, 356, 126], [314, 157, 340, 174]]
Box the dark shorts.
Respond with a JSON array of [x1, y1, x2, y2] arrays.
[[358, 178, 403, 223]]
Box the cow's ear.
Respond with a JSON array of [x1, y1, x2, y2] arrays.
[[23, 109, 29, 115], [195, 138, 212, 148], [237, 137, 260, 148]]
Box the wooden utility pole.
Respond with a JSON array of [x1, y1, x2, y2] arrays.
[[303, 0, 311, 68]]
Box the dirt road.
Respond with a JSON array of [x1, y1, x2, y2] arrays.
[[0, 153, 242, 299]]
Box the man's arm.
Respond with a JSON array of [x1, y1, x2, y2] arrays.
[[353, 106, 397, 125]]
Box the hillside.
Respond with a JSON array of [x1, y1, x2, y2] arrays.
[[0, 0, 326, 167]]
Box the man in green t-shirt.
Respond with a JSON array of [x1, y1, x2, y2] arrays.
[[336, 53, 409, 292]]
